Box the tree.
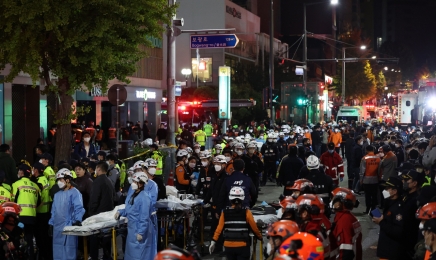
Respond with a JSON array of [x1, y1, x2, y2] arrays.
[[0, 0, 175, 164]]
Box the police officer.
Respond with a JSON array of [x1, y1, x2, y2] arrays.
[[209, 187, 262, 259], [194, 128, 207, 149], [204, 121, 214, 150], [40, 153, 56, 189], [261, 133, 279, 186], [0, 170, 12, 203], [149, 144, 163, 176], [373, 176, 404, 259], [242, 142, 263, 191], [13, 164, 41, 260]]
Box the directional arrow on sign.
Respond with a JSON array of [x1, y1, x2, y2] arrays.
[[190, 34, 239, 49]]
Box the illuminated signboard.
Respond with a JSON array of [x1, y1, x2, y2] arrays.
[[136, 89, 156, 101]]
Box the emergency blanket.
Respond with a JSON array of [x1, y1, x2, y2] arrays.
[[63, 205, 127, 233], [253, 214, 278, 225], [156, 195, 202, 210], [166, 186, 179, 197]]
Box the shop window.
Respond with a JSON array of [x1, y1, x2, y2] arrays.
[[192, 58, 212, 83]]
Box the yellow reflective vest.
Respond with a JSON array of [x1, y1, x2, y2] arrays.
[[12, 177, 40, 217], [44, 166, 56, 189], [203, 124, 213, 136], [151, 151, 164, 176], [195, 130, 207, 146], [0, 183, 12, 203], [36, 175, 52, 214]]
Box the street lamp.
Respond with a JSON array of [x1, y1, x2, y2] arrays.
[[384, 67, 388, 71], [372, 56, 377, 59], [181, 68, 192, 87], [341, 45, 366, 105]]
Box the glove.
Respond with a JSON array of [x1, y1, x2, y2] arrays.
[[209, 241, 216, 255], [190, 174, 195, 179], [137, 234, 143, 241], [340, 177, 344, 182], [72, 221, 82, 226], [114, 211, 120, 220], [48, 225, 53, 237], [17, 222, 24, 229], [191, 180, 198, 187]]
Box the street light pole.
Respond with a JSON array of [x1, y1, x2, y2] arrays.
[[303, 3, 307, 124], [342, 47, 345, 105], [269, 0, 274, 126]]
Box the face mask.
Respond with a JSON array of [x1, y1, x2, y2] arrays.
[[236, 150, 243, 156], [214, 165, 222, 171], [382, 190, 391, 199], [417, 131, 422, 135], [148, 168, 156, 175], [403, 182, 410, 191], [194, 149, 200, 154], [39, 159, 43, 164], [225, 156, 231, 162], [379, 153, 384, 157], [84, 137, 91, 142], [202, 161, 209, 167], [106, 161, 110, 165], [249, 129, 253, 133], [259, 136, 264, 139], [322, 129, 325, 132], [177, 138, 181, 141], [216, 149, 221, 154], [335, 129, 339, 133], [305, 130, 308, 133], [131, 182, 138, 190], [395, 144, 400, 148], [268, 139, 273, 142], [185, 159, 189, 164], [189, 163, 196, 168], [127, 124, 130, 127], [57, 180, 66, 189], [128, 177, 133, 184], [419, 222, 424, 230], [328, 149, 334, 154], [395, 128, 399, 131]]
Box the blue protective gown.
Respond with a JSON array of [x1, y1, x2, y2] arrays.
[[49, 187, 85, 260], [119, 190, 156, 260], [146, 179, 158, 206]]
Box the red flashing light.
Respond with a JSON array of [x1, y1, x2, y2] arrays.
[[199, 61, 206, 70], [180, 105, 186, 110]]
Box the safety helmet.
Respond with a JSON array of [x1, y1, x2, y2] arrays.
[[245, 133, 252, 139], [280, 196, 297, 209], [233, 142, 245, 150], [213, 155, 227, 164], [267, 133, 275, 140], [132, 172, 148, 184], [306, 155, 320, 170], [296, 194, 325, 219], [127, 167, 134, 174], [143, 138, 153, 146], [193, 142, 201, 148], [229, 186, 245, 201], [0, 202, 22, 224], [177, 149, 189, 157], [56, 168, 73, 179], [199, 151, 211, 159], [416, 202, 436, 220], [279, 232, 324, 260], [246, 142, 257, 149], [235, 136, 244, 143], [267, 220, 299, 240], [214, 144, 222, 150], [132, 160, 145, 170], [145, 158, 158, 168], [185, 147, 193, 154], [331, 187, 359, 210], [289, 179, 314, 193], [154, 244, 199, 260]]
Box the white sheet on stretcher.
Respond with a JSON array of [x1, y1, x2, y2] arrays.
[[155, 195, 202, 210], [63, 205, 127, 233], [253, 214, 278, 225]]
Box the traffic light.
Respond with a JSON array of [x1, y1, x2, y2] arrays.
[[297, 97, 308, 106]]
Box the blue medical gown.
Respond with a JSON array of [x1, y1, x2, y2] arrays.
[[49, 188, 85, 260], [146, 179, 158, 206], [119, 190, 156, 260]]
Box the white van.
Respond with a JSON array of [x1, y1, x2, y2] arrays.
[[336, 106, 363, 123]]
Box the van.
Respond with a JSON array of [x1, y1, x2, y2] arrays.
[[336, 106, 363, 123]]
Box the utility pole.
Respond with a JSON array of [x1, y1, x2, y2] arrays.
[[303, 3, 308, 125], [269, 0, 274, 126], [166, 0, 176, 145]]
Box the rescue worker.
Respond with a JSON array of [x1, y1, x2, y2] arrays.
[[277, 146, 304, 195], [351, 135, 364, 193], [32, 162, 53, 260], [155, 244, 201, 260], [328, 127, 342, 154], [277, 196, 298, 221], [278, 232, 324, 260], [40, 153, 56, 188], [303, 127, 312, 145], [223, 148, 235, 175], [241, 142, 263, 191], [196, 151, 215, 198], [12, 163, 41, 260], [145, 158, 166, 200], [265, 220, 299, 259], [194, 127, 207, 148], [149, 144, 163, 176], [261, 133, 279, 185], [95, 125, 104, 148], [209, 187, 262, 260], [0, 170, 11, 203], [288, 179, 315, 200], [373, 176, 404, 259], [423, 218, 436, 260], [108, 126, 117, 149], [49, 168, 85, 260], [319, 142, 344, 187], [416, 202, 436, 260], [359, 145, 381, 214], [142, 161, 158, 206], [175, 150, 191, 193], [114, 172, 156, 260], [330, 187, 362, 260]]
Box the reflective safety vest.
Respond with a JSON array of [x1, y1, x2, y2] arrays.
[[75, 129, 83, 143], [108, 128, 117, 139], [223, 208, 249, 241], [85, 127, 96, 138], [151, 151, 163, 176], [203, 124, 213, 136], [422, 176, 431, 187], [36, 176, 52, 214], [44, 166, 56, 189], [361, 152, 381, 184], [71, 170, 77, 179], [195, 130, 206, 146], [119, 163, 126, 187], [12, 177, 40, 217], [95, 129, 103, 141], [0, 184, 12, 203]]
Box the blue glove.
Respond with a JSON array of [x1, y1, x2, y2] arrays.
[[276, 161, 279, 166], [340, 177, 344, 182], [18, 222, 24, 228]]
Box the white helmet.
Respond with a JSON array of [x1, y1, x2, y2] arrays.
[[214, 144, 222, 150], [132, 160, 144, 170], [233, 142, 245, 150], [132, 172, 148, 184], [193, 142, 201, 148], [214, 155, 227, 164], [229, 186, 245, 201], [185, 147, 193, 154], [56, 168, 73, 179], [235, 136, 244, 143], [143, 138, 153, 146], [177, 149, 189, 157], [199, 151, 211, 159], [246, 142, 257, 149], [307, 155, 320, 170], [145, 158, 157, 168], [128, 167, 134, 174], [244, 134, 251, 139]]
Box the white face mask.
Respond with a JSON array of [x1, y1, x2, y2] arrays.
[[39, 159, 43, 164], [305, 130, 309, 133], [201, 161, 208, 167], [358, 141, 363, 145], [395, 144, 400, 148], [57, 180, 66, 189], [236, 150, 243, 156], [84, 137, 91, 142], [382, 190, 391, 199], [225, 156, 231, 162], [185, 159, 189, 164], [131, 182, 138, 190], [189, 163, 196, 168], [379, 153, 384, 157], [419, 222, 424, 230], [148, 168, 156, 175], [249, 129, 253, 133], [214, 165, 222, 171], [128, 177, 133, 184], [216, 149, 221, 154], [194, 149, 200, 154]]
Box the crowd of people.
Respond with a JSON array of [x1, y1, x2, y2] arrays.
[[2, 118, 436, 259]]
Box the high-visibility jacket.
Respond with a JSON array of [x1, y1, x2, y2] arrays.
[[151, 151, 163, 176], [0, 183, 11, 203], [36, 175, 52, 214], [108, 127, 117, 139], [328, 132, 342, 147], [422, 176, 432, 187], [360, 152, 381, 184], [304, 132, 312, 144], [95, 129, 103, 141], [194, 130, 207, 146], [75, 129, 83, 143], [203, 124, 213, 136], [12, 177, 40, 217], [44, 166, 56, 189]]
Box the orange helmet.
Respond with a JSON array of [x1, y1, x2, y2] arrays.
[[267, 220, 299, 240], [0, 202, 21, 224], [296, 194, 325, 219], [280, 196, 297, 209], [331, 187, 359, 210], [416, 202, 436, 220], [290, 179, 314, 193], [279, 232, 324, 260], [154, 245, 199, 260]]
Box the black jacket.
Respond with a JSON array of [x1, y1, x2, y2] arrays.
[[203, 170, 226, 210], [352, 144, 363, 168], [278, 155, 304, 186], [394, 146, 406, 166], [219, 171, 257, 209], [261, 142, 279, 163], [299, 168, 333, 204], [196, 165, 217, 197], [400, 191, 419, 257], [241, 154, 264, 178], [345, 138, 355, 161], [88, 174, 115, 216], [153, 175, 167, 200], [75, 173, 93, 214], [311, 130, 322, 146], [180, 130, 194, 146], [377, 198, 404, 259]]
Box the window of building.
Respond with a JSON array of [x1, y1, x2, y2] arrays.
[[192, 58, 213, 83]]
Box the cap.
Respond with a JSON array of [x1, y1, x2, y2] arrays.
[[327, 143, 335, 149], [88, 161, 97, 171], [424, 218, 436, 233], [33, 162, 45, 173], [40, 153, 53, 162], [401, 170, 425, 184], [18, 164, 31, 175], [380, 176, 403, 190]]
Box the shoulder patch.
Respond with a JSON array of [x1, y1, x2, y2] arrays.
[[396, 214, 402, 221]]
